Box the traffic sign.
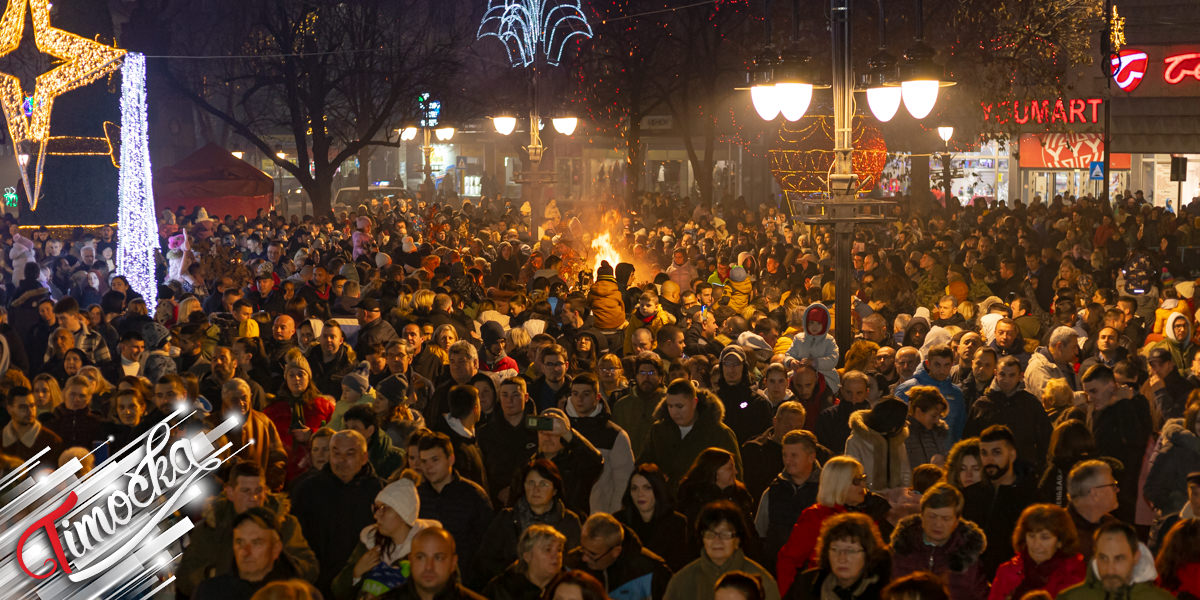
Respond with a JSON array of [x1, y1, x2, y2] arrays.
[[1089, 161, 1105, 180]]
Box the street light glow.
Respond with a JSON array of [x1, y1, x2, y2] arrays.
[[900, 79, 939, 119], [400, 127, 418, 141], [865, 86, 902, 122], [750, 85, 781, 120], [775, 82, 813, 121], [434, 126, 455, 141], [937, 126, 953, 143], [493, 116, 517, 135], [551, 117, 577, 135]]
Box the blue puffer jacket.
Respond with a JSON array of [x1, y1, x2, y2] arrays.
[[894, 366, 966, 443]]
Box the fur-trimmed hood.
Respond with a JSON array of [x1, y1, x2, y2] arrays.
[[849, 408, 910, 441], [890, 513, 986, 572], [652, 386, 725, 426], [1160, 417, 1200, 455]]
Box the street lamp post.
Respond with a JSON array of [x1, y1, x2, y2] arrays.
[[938, 126, 954, 205], [401, 94, 455, 204], [749, 0, 951, 355], [274, 149, 286, 215]]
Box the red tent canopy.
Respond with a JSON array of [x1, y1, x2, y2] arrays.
[[154, 144, 273, 218]]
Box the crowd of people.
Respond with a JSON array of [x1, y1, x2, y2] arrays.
[[2, 187, 1200, 600]]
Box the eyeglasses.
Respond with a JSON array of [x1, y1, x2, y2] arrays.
[[599, 367, 618, 373], [581, 542, 620, 561], [702, 530, 737, 541], [828, 545, 865, 557], [852, 474, 868, 486], [637, 370, 659, 377], [1092, 482, 1119, 492]]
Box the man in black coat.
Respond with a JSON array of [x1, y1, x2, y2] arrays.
[[478, 377, 537, 504], [712, 346, 773, 443], [962, 425, 1039, 579], [415, 432, 494, 579], [1146, 346, 1195, 421], [1082, 364, 1154, 523], [963, 356, 1053, 473], [814, 377, 872, 453], [289, 430, 384, 596], [754, 430, 823, 572], [566, 514, 673, 600], [192, 508, 302, 600], [430, 384, 489, 490], [741, 401, 821, 500]]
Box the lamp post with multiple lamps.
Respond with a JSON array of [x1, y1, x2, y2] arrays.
[[399, 93, 455, 203], [748, 0, 953, 356]]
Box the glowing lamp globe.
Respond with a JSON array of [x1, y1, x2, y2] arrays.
[[400, 127, 418, 141], [901, 80, 940, 119], [552, 117, 578, 135], [866, 86, 902, 122], [493, 116, 517, 135], [751, 85, 781, 121], [937, 126, 954, 143], [435, 127, 455, 141], [776, 82, 813, 122]]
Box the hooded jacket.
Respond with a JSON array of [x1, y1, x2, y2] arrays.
[[622, 304, 676, 355], [785, 304, 841, 393], [176, 493, 318, 597], [890, 513, 988, 599], [331, 517, 442, 600], [963, 382, 1054, 473], [637, 388, 742, 488], [845, 409, 912, 491], [564, 523, 673, 600], [1056, 543, 1174, 600], [664, 548, 781, 600], [588, 275, 628, 330], [1144, 417, 1200, 515], [895, 367, 968, 443], [1024, 347, 1074, 398]]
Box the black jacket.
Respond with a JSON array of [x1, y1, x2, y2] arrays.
[[785, 563, 890, 600], [1091, 394, 1154, 522], [714, 376, 774, 444], [289, 462, 384, 595], [418, 474, 495, 575], [963, 386, 1053, 473], [478, 408, 537, 503], [537, 432, 604, 517], [565, 524, 672, 600], [616, 508, 692, 572], [431, 415, 489, 491], [472, 499, 581, 588], [961, 461, 1040, 578], [482, 564, 545, 600], [814, 400, 870, 454]]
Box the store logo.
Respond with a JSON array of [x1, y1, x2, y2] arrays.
[[1163, 52, 1200, 85], [2, 409, 245, 597], [1111, 49, 1148, 92]]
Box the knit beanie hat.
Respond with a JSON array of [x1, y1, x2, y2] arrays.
[[286, 355, 313, 379], [481, 321, 505, 347], [728, 265, 748, 283], [597, 260, 615, 278], [865, 398, 909, 436], [343, 361, 371, 395], [375, 478, 420, 525]]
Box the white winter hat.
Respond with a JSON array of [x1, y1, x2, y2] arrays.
[[375, 478, 419, 525]]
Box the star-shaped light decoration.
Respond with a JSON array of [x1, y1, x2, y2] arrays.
[[0, 0, 126, 209]]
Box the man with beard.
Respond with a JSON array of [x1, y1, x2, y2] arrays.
[[1058, 521, 1173, 600], [612, 352, 666, 458], [990, 317, 1031, 369], [963, 356, 1052, 472], [871, 346, 898, 392], [962, 425, 1038, 578], [959, 346, 996, 416]]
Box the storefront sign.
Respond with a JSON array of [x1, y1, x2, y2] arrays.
[[981, 98, 1103, 125], [1111, 49, 1149, 91], [1018, 133, 1132, 169], [1163, 53, 1200, 85]]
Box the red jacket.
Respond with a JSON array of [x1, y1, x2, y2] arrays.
[[263, 394, 336, 482], [988, 551, 1085, 600], [775, 503, 845, 594]]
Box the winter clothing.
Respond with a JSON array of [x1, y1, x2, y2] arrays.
[[775, 503, 846, 594], [890, 514, 988, 600], [786, 563, 890, 600], [755, 467, 821, 574], [417, 473, 494, 577], [1144, 417, 1200, 515], [482, 563, 547, 600], [785, 304, 841, 393], [714, 373, 774, 444], [813, 399, 871, 454], [844, 407, 911, 491], [1024, 347, 1076, 396], [478, 409, 538, 503], [664, 548, 780, 600], [472, 498, 581, 588], [963, 383, 1054, 473], [564, 522, 673, 600], [330, 517, 442, 600], [1091, 394, 1154, 522], [623, 305, 676, 355], [961, 463, 1040, 578], [431, 414, 489, 490], [638, 388, 742, 490], [289, 463, 384, 595], [988, 550, 1085, 600], [263, 391, 336, 483], [895, 367, 967, 443], [1056, 545, 1174, 600], [567, 401, 636, 514], [538, 426, 605, 517], [588, 275, 627, 330], [906, 414, 950, 470]]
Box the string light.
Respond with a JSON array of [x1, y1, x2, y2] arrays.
[[478, 0, 594, 67], [116, 52, 157, 316], [0, 0, 126, 209], [769, 115, 888, 197]]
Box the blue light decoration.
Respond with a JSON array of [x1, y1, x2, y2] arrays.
[[115, 52, 158, 315], [418, 92, 441, 127], [21, 95, 31, 117], [2, 186, 15, 206], [477, 0, 593, 67]]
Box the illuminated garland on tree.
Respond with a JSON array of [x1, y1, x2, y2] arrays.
[[116, 53, 157, 316], [769, 114, 888, 198], [478, 0, 594, 67]]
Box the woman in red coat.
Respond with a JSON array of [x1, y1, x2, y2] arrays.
[[775, 457, 867, 595], [263, 356, 335, 482], [989, 503, 1086, 600]]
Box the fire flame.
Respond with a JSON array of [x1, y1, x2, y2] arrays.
[[590, 233, 623, 276]]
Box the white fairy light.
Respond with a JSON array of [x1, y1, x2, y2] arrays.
[[116, 53, 158, 316]]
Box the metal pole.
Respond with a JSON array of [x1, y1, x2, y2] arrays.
[[1102, 0, 1112, 205], [830, 0, 855, 361], [943, 148, 953, 205]]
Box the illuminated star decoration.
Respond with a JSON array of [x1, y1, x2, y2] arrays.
[[0, 0, 127, 210], [478, 0, 594, 67]]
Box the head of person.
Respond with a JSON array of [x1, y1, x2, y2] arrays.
[[840, 370, 870, 406], [631, 328, 654, 353], [919, 483, 964, 546], [1081, 364, 1119, 409], [580, 513, 625, 571], [781, 429, 818, 481], [815, 513, 888, 587], [118, 331, 145, 363], [319, 320, 345, 355], [1048, 326, 1081, 364], [1093, 521, 1142, 593], [1067, 459, 1120, 516], [568, 373, 601, 416], [696, 500, 749, 566], [634, 352, 664, 393], [272, 315, 296, 342], [881, 572, 950, 600], [1012, 504, 1078, 565], [979, 425, 1018, 481], [546, 570, 610, 600], [230, 507, 284, 582], [1156, 517, 1200, 592], [6, 386, 36, 427], [309, 427, 335, 471], [663, 378, 700, 428], [517, 523, 565, 582], [538, 344, 569, 384], [623, 464, 673, 521], [994, 318, 1020, 349], [817, 456, 868, 508], [992, 355, 1022, 394], [63, 376, 93, 411], [718, 346, 746, 385], [416, 432, 456, 488], [945, 438, 983, 490], [373, 471, 423, 551], [284, 358, 315, 397], [714, 572, 766, 600], [223, 461, 268, 514], [448, 341, 479, 383], [221, 378, 254, 418], [681, 448, 739, 492], [329, 429, 369, 483], [410, 527, 459, 596], [923, 344, 955, 382], [895, 347, 921, 380], [971, 346, 998, 383], [498, 376, 530, 420], [519, 458, 565, 512]]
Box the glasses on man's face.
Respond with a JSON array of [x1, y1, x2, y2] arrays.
[[637, 370, 658, 377], [702, 530, 737, 541], [581, 542, 620, 561], [1093, 482, 1119, 492], [599, 367, 617, 373]]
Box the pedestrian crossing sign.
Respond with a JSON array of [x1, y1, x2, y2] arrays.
[[1089, 161, 1105, 180]]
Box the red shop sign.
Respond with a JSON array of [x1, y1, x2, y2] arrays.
[[981, 98, 1103, 125], [1163, 53, 1200, 85], [1113, 48, 1200, 89]]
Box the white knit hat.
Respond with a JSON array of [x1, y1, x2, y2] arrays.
[[376, 478, 419, 525]]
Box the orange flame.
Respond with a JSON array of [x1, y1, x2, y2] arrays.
[[590, 233, 622, 275]]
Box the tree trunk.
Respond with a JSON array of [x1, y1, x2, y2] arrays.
[[357, 146, 373, 194]]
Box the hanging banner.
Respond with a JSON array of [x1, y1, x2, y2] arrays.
[[1018, 133, 1132, 169]]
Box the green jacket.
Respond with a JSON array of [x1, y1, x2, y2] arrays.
[[176, 493, 318, 596], [612, 384, 664, 458], [637, 388, 742, 489], [1057, 550, 1175, 600], [663, 548, 780, 600], [367, 426, 407, 480]]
